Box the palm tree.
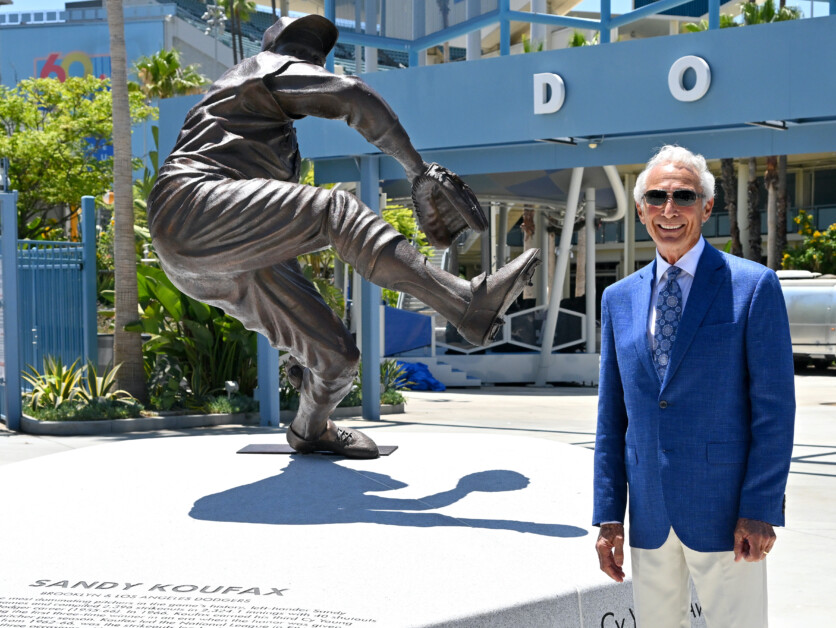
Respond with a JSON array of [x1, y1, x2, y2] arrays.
[[747, 157, 762, 262], [777, 155, 788, 258], [764, 156, 780, 268], [221, 0, 256, 63], [105, 0, 146, 400], [132, 49, 209, 100], [740, 0, 801, 264], [720, 158, 742, 256]]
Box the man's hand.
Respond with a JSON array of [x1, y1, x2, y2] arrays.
[[733, 517, 775, 562], [596, 523, 626, 582]]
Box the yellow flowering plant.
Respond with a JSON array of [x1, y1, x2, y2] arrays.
[[782, 210, 836, 275]]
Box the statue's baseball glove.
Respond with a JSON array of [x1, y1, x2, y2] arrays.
[[411, 163, 488, 248]]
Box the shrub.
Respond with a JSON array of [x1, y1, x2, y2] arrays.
[[783, 210, 836, 275]]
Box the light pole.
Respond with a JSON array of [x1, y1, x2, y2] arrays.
[[202, 4, 227, 79]]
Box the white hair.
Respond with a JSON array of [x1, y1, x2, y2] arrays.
[[633, 145, 716, 207]]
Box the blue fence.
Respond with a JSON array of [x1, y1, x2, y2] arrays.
[[18, 242, 87, 371], [0, 194, 96, 430]]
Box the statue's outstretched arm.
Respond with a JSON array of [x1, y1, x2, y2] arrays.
[[267, 64, 427, 180]]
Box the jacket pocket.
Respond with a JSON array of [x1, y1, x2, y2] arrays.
[[707, 441, 748, 464]]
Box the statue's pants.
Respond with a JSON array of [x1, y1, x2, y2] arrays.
[[148, 171, 404, 427]]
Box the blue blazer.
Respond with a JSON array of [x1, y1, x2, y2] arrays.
[[592, 243, 795, 552]]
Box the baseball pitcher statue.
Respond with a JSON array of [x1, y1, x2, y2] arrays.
[[148, 15, 540, 459]]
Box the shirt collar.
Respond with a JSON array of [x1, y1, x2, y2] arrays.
[[655, 236, 705, 284]]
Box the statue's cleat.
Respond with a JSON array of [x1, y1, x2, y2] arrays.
[[286, 419, 379, 459], [457, 248, 541, 346]]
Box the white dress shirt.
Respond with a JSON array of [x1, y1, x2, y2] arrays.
[[648, 236, 705, 344]]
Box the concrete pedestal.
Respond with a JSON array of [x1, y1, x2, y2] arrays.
[[0, 433, 644, 627]]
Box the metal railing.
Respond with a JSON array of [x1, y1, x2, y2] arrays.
[[433, 304, 586, 355]]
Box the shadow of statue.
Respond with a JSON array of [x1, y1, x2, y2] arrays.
[[189, 456, 586, 538]]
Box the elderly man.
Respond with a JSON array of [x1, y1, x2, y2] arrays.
[[148, 15, 539, 459], [592, 145, 795, 627]]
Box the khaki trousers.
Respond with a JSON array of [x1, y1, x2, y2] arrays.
[[631, 528, 767, 628]]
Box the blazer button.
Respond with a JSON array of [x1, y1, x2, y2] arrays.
[[659, 400, 668, 409]]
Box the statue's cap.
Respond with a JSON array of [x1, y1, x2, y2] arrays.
[[261, 15, 339, 56]]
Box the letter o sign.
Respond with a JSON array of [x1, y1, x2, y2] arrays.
[[668, 56, 711, 102]]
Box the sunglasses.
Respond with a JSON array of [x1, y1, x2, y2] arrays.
[[643, 189, 703, 207]]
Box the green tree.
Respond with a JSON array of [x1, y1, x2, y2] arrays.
[[682, 13, 739, 31], [567, 30, 599, 47], [740, 0, 802, 25], [0, 77, 153, 239], [131, 49, 210, 100]]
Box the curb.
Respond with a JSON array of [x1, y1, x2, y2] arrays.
[[19, 404, 405, 436], [20, 412, 261, 436]]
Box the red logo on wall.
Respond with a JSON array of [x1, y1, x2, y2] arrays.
[[35, 51, 112, 81]]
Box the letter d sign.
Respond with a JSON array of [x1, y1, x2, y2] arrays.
[[534, 73, 565, 115]]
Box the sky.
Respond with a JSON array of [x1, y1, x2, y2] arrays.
[[1, 0, 831, 20]]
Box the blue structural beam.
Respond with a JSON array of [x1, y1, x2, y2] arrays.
[[257, 334, 280, 427], [504, 10, 599, 32], [81, 196, 97, 367], [1, 192, 21, 431], [359, 156, 381, 422], [600, 0, 612, 43], [325, 0, 336, 72], [608, 0, 706, 28]]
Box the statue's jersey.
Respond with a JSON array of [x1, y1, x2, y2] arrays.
[[162, 53, 308, 183]]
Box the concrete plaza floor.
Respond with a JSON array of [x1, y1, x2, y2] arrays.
[[1, 369, 833, 626]]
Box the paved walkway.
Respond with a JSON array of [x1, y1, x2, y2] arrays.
[[1, 369, 833, 626]]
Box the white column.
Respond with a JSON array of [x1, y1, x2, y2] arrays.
[[585, 187, 596, 354], [536, 209, 548, 304], [535, 167, 584, 386], [466, 0, 481, 59], [623, 173, 636, 279], [365, 0, 378, 72], [530, 0, 547, 50]]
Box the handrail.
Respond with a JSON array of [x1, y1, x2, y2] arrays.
[[322, 0, 729, 62]]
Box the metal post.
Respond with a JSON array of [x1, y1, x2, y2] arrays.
[[499, 0, 511, 55], [1, 192, 21, 430], [256, 334, 280, 426], [708, 0, 720, 29], [600, 0, 611, 43], [325, 0, 336, 72], [535, 168, 583, 386], [81, 196, 97, 367], [360, 156, 381, 421], [585, 188, 596, 354]]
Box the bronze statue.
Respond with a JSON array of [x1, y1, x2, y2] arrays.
[[148, 15, 540, 459]]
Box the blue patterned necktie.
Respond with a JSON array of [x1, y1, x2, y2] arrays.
[[653, 266, 683, 381]]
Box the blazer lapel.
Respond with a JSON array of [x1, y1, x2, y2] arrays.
[[631, 260, 659, 384], [662, 244, 726, 387]]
